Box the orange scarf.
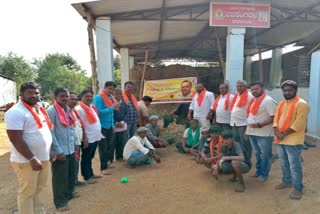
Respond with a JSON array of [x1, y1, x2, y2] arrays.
[[246, 91, 266, 118], [100, 90, 117, 108], [230, 89, 249, 111], [212, 92, 231, 111], [122, 91, 139, 111], [21, 100, 53, 129], [210, 135, 223, 164], [274, 96, 299, 143], [72, 109, 86, 128], [194, 88, 207, 106], [79, 102, 98, 124], [54, 102, 75, 128]]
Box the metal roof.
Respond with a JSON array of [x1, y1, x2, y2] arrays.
[[72, 0, 320, 62]]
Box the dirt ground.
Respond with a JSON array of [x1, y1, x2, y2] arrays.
[[1, 118, 320, 214]]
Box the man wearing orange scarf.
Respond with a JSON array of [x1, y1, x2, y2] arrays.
[[246, 81, 277, 182], [230, 80, 253, 165], [208, 83, 234, 131], [77, 89, 104, 183], [5, 82, 54, 214], [93, 81, 120, 175], [123, 81, 140, 138], [188, 83, 215, 128], [273, 80, 309, 200], [47, 88, 78, 212]]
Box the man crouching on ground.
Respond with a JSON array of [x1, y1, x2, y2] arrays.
[[123, 127, 161, 166], [212, 130, 251, 192]]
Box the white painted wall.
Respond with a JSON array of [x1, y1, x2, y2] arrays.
[[266, 87, 309, 103], [0, 76, 16, 106]]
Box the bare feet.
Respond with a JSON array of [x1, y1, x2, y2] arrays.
[[85, 178, 97, 184]]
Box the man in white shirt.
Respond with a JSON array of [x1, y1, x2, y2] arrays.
[[230, 80, 254, 164], [208, 83, 234, 131], [68, 92, 88, 186], [188, 83, 215, 128], [246, 81, 277, 181], [123, 127, 161, 166], [5, 82, 53, 214], [76, 89, 104, 183]]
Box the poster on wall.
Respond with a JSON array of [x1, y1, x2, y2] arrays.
[[210, 2, 270, 28], [143, 77, 197, 103]]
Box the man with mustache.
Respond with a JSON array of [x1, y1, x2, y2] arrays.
[[273, 80, 309, 200], [47, 87, 79, 212]]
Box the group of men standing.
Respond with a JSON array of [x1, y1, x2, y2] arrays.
[[5, 80, 152, 213], [4, 78, 310, 213], [179, 80, 309, 199]]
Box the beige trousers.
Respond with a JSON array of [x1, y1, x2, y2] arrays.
[[11, 161, 50, 214]]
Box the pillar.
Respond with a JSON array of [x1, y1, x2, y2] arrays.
[[269, 48, 282, 88], [244, 56, 252, 83], [225, 27, 246, 93], [120, 48, 130, 88], [129, 56, 135, 70], [307, 50, 320, 136], [96, 17, 114, 90]]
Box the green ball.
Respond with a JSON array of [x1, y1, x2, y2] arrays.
[[120, 177, 128, 183]]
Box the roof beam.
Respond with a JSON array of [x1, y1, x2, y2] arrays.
[[245, 2, 320, 43], [156, 0, 166, 58], [99, 2, 209, 18]]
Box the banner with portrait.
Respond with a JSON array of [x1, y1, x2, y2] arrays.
[[143, 77, 197, 103]]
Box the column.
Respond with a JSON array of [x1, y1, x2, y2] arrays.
[[269, 48, 282, 88], [129, 56, 135, 70], [96, 17, 114, 90], [225, 27, 246, 93], [307, 50, 320, 136], [244, 56, 252, 83], [120, 48, 130, 88]]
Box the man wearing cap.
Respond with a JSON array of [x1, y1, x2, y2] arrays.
[[273, 80, 309, 200], [213, 130, 251, 192], [123, 127, 161, 166], [145, 115, 169, 148]]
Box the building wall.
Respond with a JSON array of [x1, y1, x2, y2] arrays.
[[0, 77, 16, 106], [267, 87, 309, 103]]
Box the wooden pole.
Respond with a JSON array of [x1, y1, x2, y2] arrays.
[[140, 48, 149, 100], [214, 29, 225, 79], [258, 49, 264, 81], [86, 10, 98, 95]]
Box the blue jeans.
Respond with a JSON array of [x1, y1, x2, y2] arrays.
[[277, 144, 303, 191], [127, 151, 154, 165], [249, 136, 273, 180], [127, 122, 138, 139]]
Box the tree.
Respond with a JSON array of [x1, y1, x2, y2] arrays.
[[113, 55, 121, 87], [0, 52, 37, 91], [34, 53, 91, 100]]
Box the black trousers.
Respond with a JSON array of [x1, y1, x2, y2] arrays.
[[51, 154, 76, 209], [81, 142, 98, 180], [112, 130, 128, 161], [99, 128, 114, 170]]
